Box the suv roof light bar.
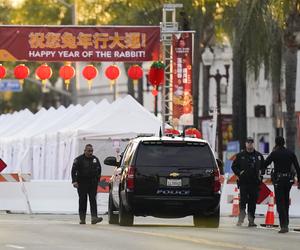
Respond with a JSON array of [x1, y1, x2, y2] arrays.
[[136, 133, 155, 137]]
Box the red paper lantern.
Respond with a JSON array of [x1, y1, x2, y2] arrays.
[[35, 64, 52, 88], [148, 61, 165, 96], [14, 64, 30, 86], [185, 128, 202, 139], [0, 64, 6, 79], [82, 65, 98, 90], [128, 65, 143, 85], [105, 65, 120, 87], [59, 65, 75, 90]]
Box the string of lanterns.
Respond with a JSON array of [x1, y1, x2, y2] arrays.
[[0, 61, 165, 95]]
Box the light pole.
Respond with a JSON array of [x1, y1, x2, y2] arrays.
[[202, 47, 230, 160]]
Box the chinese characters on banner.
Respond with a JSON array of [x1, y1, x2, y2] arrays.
[[172, 32, 194, 127], [0, 26, 160, 62]]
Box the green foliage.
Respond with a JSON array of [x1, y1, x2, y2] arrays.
[[12, 0, 67, 25], [0, 1, 13, 24], [150, 61, 165, 69], [1, 0, 295, 116], [225, 0, 272, 76]]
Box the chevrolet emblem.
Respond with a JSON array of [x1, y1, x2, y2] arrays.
[[169, 172, 180, 177]]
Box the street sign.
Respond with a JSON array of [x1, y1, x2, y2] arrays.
[[224, 141, 240, 173], [0, 80, 21, 92], [0, 158, 7, 172], [257, 182, 271, 204]]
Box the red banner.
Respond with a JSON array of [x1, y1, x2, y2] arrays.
[[0, 26, 160, 62], [172, 32, 194, 127]]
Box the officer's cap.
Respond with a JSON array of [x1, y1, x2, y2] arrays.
[[246, 136, 254, 143]]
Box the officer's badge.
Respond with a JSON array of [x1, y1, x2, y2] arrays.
[[93, 158, 97, 163]]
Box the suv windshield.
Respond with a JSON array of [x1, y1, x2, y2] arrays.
[[135, 141, 215, 168]]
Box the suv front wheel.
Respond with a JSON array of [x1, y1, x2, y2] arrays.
[[108, 192, 119, 224], [119, 197, 134, 226]]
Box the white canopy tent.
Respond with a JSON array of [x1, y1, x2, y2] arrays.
[[0, 95, 166, 180]]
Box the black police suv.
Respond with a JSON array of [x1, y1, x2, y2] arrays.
[[104, 135, 221, 227]]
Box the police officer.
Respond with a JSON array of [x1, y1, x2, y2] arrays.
[[71, 144, 103, 225], [264, 136, 300, 233], [232, 137, 265, 227]]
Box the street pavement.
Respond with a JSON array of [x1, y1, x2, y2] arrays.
[[0, 213, 300, 250]]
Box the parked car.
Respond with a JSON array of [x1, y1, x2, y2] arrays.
[[104, 135, 222, 227]]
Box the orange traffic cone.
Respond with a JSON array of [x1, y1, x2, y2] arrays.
[[261, 192, 279, 228], [231, 187, 240, 217]]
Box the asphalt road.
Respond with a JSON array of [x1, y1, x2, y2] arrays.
[[0, 213, 300, 250]]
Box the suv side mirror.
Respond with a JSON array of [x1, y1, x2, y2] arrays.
[[216, 158, 224, 175], [104, 156, 118, 166]]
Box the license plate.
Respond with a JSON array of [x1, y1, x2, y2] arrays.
[[167, 179, 182, 187]]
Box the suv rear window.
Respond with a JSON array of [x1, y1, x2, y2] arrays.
[[135, 141, 215, 168]]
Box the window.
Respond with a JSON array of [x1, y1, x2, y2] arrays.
[[123, 142, 138, 166], [135, 142, 214, 168]]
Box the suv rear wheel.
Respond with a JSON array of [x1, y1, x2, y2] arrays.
[[108, 192, 119, 224], [119, 197, 134, 226], [193, 208, 220, 228]]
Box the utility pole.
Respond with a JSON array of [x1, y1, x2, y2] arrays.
[[208, 67, 229, 160], [160, 3, 183, 132]]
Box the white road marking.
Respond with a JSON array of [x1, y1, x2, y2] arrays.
[[5, 245, 25, 249]]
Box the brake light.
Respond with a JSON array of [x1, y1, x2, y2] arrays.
[[213, 168, 221, 192], [126, 165, 135, 190]]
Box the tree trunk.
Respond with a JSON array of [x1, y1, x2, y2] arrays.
[[127, 78, 135, 97], [232, 48, 247, 146], [137, 79, 143, 105], [284, 47, 297, 151], [271, 37, 283, 138]]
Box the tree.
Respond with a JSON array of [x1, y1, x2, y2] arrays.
[[282, 0, 300, 151], [223, 0, 274, 146]]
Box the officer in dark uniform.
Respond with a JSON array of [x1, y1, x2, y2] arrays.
[[71, 144, 103, 225], [264, 136, 300, 233], [232, 137, 265, 227]]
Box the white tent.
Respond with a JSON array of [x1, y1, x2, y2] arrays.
[[78, 95, 163, 139], [0, 95, 166, 180]]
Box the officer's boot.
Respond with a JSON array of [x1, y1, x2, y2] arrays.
[[91, 216, 103, 225], [236, 209, 246, 226], [248, 214, 257, 227], [79, 214, 86, 224]]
